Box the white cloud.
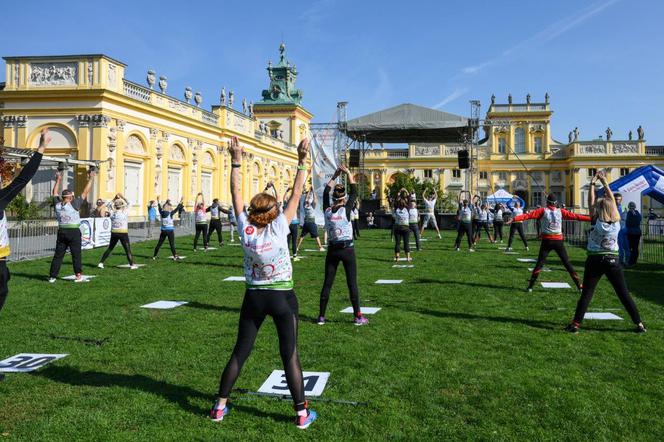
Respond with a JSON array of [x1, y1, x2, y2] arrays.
[[433, 87, 469, 109]]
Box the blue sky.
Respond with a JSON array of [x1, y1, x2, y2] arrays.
[[2, 0, 663, 143]]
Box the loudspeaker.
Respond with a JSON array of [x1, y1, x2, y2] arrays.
[[349, 150, 360, 168], [458, 150, 470, 169]]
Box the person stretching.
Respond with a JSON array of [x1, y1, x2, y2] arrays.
[[565, 171, 646, 333], [393, 189, 411, 262], [98, 194, 137, 269], [408, 200, 421, 251], [220, 205, 237, 242], [420, 188, 441, 239], [193, 193, 209, 251], [210, 136, 317, 429], [283, 187, 300, 257], [493, 203, 505, 243], [317, 166, 368, 326], [48, 169, 95, 283], [454, 191, 474, 252], [152, 197, 184, 260], [474, 203, 494, 244], [297, 188, 325, 252], [509, 193, 590, 292], [0, 128, 48, 308], [351, 201, 360, 239], [506, 200, 529, 251], [206, 198, 224, 246]]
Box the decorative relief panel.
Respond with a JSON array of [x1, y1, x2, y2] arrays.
[[612, 143, 638, 154], [29, 62, 78, 86], [125, 135, 146, 154], [413, 145, 440, 157], [108, 64, 117, 88], [444, 145, 464, 156], [202, 152, 215, 167], [580, 144, 607, 155], [170, 145, 185, 161], [551, 171, 563, 183]]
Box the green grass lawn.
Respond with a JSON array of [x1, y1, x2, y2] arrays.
[[0, 230, 663, 441]]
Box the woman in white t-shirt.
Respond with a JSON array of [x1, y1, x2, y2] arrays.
[[210, 136, 317, 429], [97, 194, 137, 269]]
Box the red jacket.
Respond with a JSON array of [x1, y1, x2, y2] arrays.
[[513, 205, 591, 240]]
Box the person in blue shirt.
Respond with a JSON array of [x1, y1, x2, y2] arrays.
[[147, 200, 157, 223], [625, 202, 642, 266], [152, 197, 184, 260]]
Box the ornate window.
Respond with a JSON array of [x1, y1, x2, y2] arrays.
[[498, 138, 506, 154], [125, 135, 146, 154], [514, 128, 526, 154], [534, 137, 543, 154]]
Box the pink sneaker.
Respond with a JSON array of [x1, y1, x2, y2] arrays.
[[354, 315, 369, 326]]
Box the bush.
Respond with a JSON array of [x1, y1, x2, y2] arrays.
[[385, 175, 458, 212], [6, 193, 40, 220]]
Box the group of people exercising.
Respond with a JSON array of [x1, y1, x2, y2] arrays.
[[0, 130, 648, 427]]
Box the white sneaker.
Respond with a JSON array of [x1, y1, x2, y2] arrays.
[[526, 247, 530, 251], [48, 277, 56, 283], [130, 264, 139, 270], [97, 263, 104, 269], [74, 274, 84, 283], [455, 248, 460, 252], [230, 238, 235, 243], [469, 248, 476, 252], [319, 247, 325, 252]]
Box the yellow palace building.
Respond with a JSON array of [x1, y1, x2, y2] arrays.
[[362, 96, 664, 212], [0, 44, 311, 217]]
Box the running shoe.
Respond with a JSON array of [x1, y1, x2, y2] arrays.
[[152, 256, 157, 260], [319, 247, 325, 252], [636, 324, 647, 333], [505, 247, 513, 252], [130, 264, 139, 270], [317, 316, 326, 325], [230, 238, 235, 243], [455, 248, 460, 252], [564, 322, 580, 333], [219, 242, 224, 247], [97, 262, 104, 269], [526, 286, 533, 293], [354, 315, 369, 326], [526, 246, 530, 251], [210, 404, 229, 422], [48, 277, 56, 283], [74, 273, 84, 283], [295, 410, 318, 430], [204, 247, 209, 252], [469, 248, 475, 252]]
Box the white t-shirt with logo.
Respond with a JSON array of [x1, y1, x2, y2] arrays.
[[587, 219, 620, 255], [110, 202, 130, 233], [424, 198, 436, 214], [237, 212, 293, 290], [408, 208, 419, 224]]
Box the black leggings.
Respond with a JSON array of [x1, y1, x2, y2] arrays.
[[100, 233, 134, 265], [474, 222, 492, 242], [529, 239, 581, 290], [217, 289, 306, 409], [207, 219, 223, 244], [627, 233, 641, 266], [394, 225, 410, 254], [409, 223, 421, 250], [288, 224, 299, 255], [352, 220, 360, 239], [454, 223, 473, 249], [494, 221, 504, 241], [153, 230, 177, 257], [0, 260, 10, 313], [49, 228, 82, 278], [319, 245, 361, 317], [507, 223, 528, 248], [194, 224, 208, 249], [573, 254, 642, 324]]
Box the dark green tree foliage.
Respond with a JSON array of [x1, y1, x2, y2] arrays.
[[6, 193, 40, 220], [385, 174, 458, 212]]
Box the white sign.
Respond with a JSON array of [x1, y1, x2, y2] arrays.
[[340, 307, 381, 314], [258, 370, 330, 397], [0, 353, 68, 372], [618, 175, 649, 193], [655, 175, 664, 193], [141, 301, 188, 309], [79, 218, 94, 250], [93, 217, 112, 247], [223, 276, 246, 282], [375, 279, 402, 284], [584, 312, 623, 320], [541, 282, 571, 289]]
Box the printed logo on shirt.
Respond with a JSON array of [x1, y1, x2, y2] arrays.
[[252, 263, 276, 279], [245, 225, 255, 235]]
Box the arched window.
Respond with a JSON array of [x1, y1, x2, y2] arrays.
[[514, 128, 526, 154]]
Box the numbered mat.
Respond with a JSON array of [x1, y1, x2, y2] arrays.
[[62, 275, 96, 281], [541, 282, 571, 289], [340, 307, 381, 314], [258, 370, 330, 397], [0, 354, 68, 373], [140, 301, 188, 309], [375, 279, 402, 284], [584, 312, 623, 320], [223, 276, 246, 282]]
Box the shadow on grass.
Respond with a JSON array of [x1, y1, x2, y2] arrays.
[[624, 263, 664, 307], [10, 271, 48, 282], [33, 365, 290, 422], [184, 301, 241, 314]]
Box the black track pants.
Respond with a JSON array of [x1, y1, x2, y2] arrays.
[[507, 223, 528, 249], [49, 228, 82, 278], [319, 246, 361, 317], [394, 225, 410, 254], [627, 233, 641, 266], [217, 289, 305, 407], [409, 223, 421, 250], [194, 224, 208, 249], [153, 230, 177, 257], [529, 239, 581, 289], [0, 260, 10, 312], [573, 254, 642, 324], [207, 219, 223, 244], [454, 223, 473, 249], [288, 224, 299, 255], [100, 232, 134, 265], [352, 220, 360, 239], [494, 221, 504, 241]]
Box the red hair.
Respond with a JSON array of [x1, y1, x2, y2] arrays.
[[248, 192, 279, 227]]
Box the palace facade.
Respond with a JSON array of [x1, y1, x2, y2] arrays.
[[363, 96, 664, 212], [0, 44, 311, 217]]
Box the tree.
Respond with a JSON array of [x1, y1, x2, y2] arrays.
[[385, 174, 457, 212], [6, 193, 40, 221]]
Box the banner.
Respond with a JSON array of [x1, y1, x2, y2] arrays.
[[79, 218, 94, 250], [310, 132, 339, 225], [93, 217, 112, 248]]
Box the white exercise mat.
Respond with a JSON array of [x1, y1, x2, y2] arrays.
[[528, 267, 551, 272], [375, 279, 402, 284], [61, 275, 95, 281], [396, 258, 409, 262], [541, 282, 571, 289], [584, 312, 623, 320], [0, 353, 68, 373], [304, 249, 325, 252], [504, 251, 519, 255], [168, 256, 187, 260], [141, 301, 188, 309], [392, 265, 414, 268], [517, 258, 537, 263], [340, 306, 381, 314], [117, 264, 146, 269], [223, 276, 246, 282]]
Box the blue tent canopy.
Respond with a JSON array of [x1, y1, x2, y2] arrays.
[[485, 189, 527, 209], [599, 165, 664, 204]]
